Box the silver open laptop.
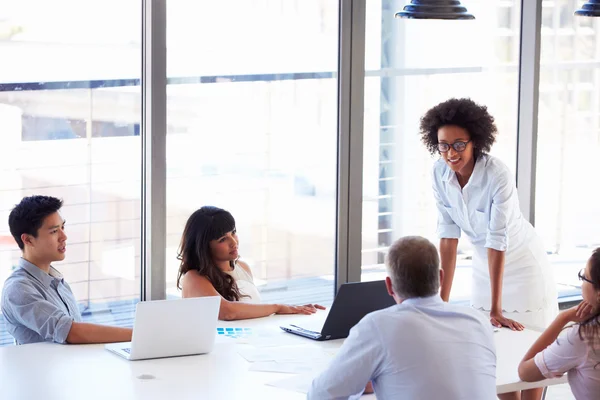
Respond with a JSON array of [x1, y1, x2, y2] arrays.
[[105, 296, 220, 361]]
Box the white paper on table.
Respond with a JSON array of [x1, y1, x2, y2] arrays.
[[216, 328, 309, 347], [244, 332, 309, 347], [266, 372, 315, 394], [249, 361, 316, 374], [237, 345, 335, 363], [223, 331, 309, 348]]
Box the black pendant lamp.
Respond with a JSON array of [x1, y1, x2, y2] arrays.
[[574, 1, 600, 17], [395, 0, 475, 20]]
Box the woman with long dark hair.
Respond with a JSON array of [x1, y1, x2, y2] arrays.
[[519, 248, 600, 399], [177, 206, 325, 320]]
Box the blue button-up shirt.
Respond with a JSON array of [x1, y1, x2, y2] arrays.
[[1, 258, 82, 344], [432, 153, 528, 252], [431, 154, 553, 312], [308, 295, 497, 400]]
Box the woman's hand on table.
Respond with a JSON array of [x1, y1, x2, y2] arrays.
[[490, 310, 524, 331], [276, 304, 326, 315]]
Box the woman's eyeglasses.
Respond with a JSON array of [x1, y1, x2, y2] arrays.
[[438, 140, 471, 153], [578, 268, 594, 284]]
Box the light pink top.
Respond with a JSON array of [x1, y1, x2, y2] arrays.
[[534, 325, 600, 400]]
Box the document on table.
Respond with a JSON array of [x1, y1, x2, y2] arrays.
[[242, 332, 309, 347], [266, 372, 314, 394], [216, 327, 308, 347], [267, 371, 377, 398], [249, 361, 315, 374], [237, 345, 335, 363]]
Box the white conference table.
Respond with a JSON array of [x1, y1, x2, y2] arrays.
[[0, 313, 567, 400]]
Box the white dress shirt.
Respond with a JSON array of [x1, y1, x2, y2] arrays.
[[308, 295, 497, 400], [432, 154, 556, 313]]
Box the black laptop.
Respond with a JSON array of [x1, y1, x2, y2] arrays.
[[280, 280, 396, 341]]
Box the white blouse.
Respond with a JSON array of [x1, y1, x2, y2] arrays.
[[432, 154, 555, 312], [432, 153, 528, 252], [226, 263, 261, 303]]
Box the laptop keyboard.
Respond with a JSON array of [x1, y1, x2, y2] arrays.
[[298, 327, 320, 335], [290, 325, 321, 335], [122, 348, 131, 354]]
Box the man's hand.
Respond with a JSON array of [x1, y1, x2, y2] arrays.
[[364, 381, 374, 394], [490, 310, 524, 331]]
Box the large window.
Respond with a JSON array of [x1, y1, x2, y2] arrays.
[[164, 1, 339, 305], [361, 1, 522, 303], [535, 0, 600, 300], [1, 0, 593, 350], [0, 0, 141, 346]]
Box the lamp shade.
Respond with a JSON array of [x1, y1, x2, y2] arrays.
[[574, 0, 600, 17], [395, 0, 475, 20]]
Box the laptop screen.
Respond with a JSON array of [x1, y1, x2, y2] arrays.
[[320, 280, 396, 340]]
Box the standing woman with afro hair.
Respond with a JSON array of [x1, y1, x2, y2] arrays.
[[420, 98, 557, 333]]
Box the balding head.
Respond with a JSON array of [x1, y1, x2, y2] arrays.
[[386, 236, 440, 299]]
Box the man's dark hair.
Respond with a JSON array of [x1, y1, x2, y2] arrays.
[[419, 98, 497, 160], [8, 196, 63, 250], [386, 236, 440, 299]]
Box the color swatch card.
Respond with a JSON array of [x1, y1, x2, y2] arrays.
[[216, 327, 253, 339]]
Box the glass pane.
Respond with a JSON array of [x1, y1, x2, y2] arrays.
[[165, 1, 338, 306], [536, 4, 600, 300], [557, 36, 575, 61], [361, 1, 521, 304], [497, 6, 512, 29], [542, 3, 555, 29], [559, 0, 574, 29], [0, 1, 141, 346]]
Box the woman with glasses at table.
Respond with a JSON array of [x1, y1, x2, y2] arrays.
[[519, 248, 600, 400], [420, 99, 557, 400]]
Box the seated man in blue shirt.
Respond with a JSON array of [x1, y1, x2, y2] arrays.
[[308, 236, 497, 400], [1, 195, 133, 345]]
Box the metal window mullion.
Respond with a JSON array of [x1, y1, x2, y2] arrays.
[[516, 0, 542, 226], [141, 0, 167, 301], [336, 0, 366, 292]]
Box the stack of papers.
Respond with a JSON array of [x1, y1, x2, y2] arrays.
[[236, 343, 335, 390], [241, 346, 333, 394], [237, 345, 334, 364], [220, 326, 338, 394], [216, 326, 308, 347], [265, 373, 315, 394]]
